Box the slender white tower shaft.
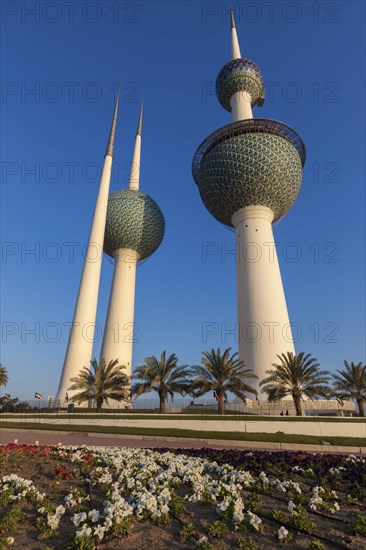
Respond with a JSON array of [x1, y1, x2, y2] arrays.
[[230, 9, 253, 122], [99, 248, 139, 375], [232, 206, 295, 395], [56, 95, 119, 401], [100, 106, 142, 378], [229, 10, 294, 394]]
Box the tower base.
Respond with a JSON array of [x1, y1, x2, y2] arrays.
[[232, 206, 295, 395]]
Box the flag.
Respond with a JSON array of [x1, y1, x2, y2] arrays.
[[3, 393, 11, 402], [213, 391, 220, 402], [34, 392, 42, 400]]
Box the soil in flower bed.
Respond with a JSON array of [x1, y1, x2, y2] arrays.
[[0, 444, 365, 549]]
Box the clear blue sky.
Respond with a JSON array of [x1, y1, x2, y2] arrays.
[[1, 1, 365, 400]]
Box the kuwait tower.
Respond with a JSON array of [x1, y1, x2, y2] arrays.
[[100, 106, 165, 378], [56, 95, 119, 401], [192, 12, 306, 395]]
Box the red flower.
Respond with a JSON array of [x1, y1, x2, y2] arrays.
[[55, 466, 72, 479]]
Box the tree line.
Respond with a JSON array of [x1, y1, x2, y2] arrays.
[[1, 355, 365, 417]]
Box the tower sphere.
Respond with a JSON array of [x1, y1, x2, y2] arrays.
[[216, 58, 265, 112], [104, 189, 165, 259], [192, 119, 306, 227]]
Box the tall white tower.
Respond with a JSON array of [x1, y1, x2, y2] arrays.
[[192, 11, 306, 395], [56, 96, 119, 401], [100, 107, 165, 379]]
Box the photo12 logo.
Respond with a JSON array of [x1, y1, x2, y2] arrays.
[[1, 1, 140, 24], [201, 2, 340, 24], [1, 321, 139, 344], [1, 81, 139, 104], [201, 241, 340, 264], [201, 320, 340, 344]]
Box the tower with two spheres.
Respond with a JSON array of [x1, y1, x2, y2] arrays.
[[192, 12, 306, 395], [56, 102, 165, 401]]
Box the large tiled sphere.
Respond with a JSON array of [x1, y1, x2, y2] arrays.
[[104, 189, 165, 259], [192, 119, 305, 227], [216, 58, 265, 111]]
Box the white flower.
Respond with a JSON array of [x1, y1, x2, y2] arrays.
[[309, 486, 324, 511], [76, 524, 92, 538], [55, 505, 65, 517], [232, 497, 244, 524], [196, 536, 208, 547], [288, 500, 296, 514], [332, 502, 340, 512], [216, 497, 230, 515], [88, 509, 100, 523], [278, 526, 289, 541], [94, 524, 105, 540], [247, 510, 262, 531], [71, 512, 87, 526], [47, 516, 60, 530]]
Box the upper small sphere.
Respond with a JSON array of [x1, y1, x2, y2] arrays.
[[104, 189, 165, 259], [192, 119, 305, 227], [216, 58, 265, 112]]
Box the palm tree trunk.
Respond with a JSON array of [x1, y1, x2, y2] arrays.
[[293, 395, 303, 416], [160, 398, 166, 414], [218, 394, 224, 415], [96, 398, 103, 413], [356, 398, 365, 417]]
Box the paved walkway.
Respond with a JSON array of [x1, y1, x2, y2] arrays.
[[0, 428, 239, 449], [1, 427, 364, 454]]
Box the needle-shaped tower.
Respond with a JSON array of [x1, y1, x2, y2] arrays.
[[192, 11, 306, 395], [100, 106, 165, 378], [56, 95, 119, 401]]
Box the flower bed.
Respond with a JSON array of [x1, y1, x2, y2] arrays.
[[0, 444, 365, 549]]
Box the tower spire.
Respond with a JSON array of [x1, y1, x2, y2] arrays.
[[105, 89, 120, 158], [230, 8, 241, 60], [136, 101, 143, 136], [128, 103, 143, 190], [56, 96, 119, 402]]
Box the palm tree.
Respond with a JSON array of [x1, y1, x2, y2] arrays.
[[190, 348, 258, 415], [68, 358, 129, 412], [131, 352, 192, 413], [260, 352, 331, 416], [0, 364, 8, 387], [332, 361, 366, 417]]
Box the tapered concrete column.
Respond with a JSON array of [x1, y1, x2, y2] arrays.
[[99, 248, 139, 378], [230, 91, 253, 122], [232, 206, 295, 394], [56, 96, 119, 401], [56, 156, 113, 401]]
